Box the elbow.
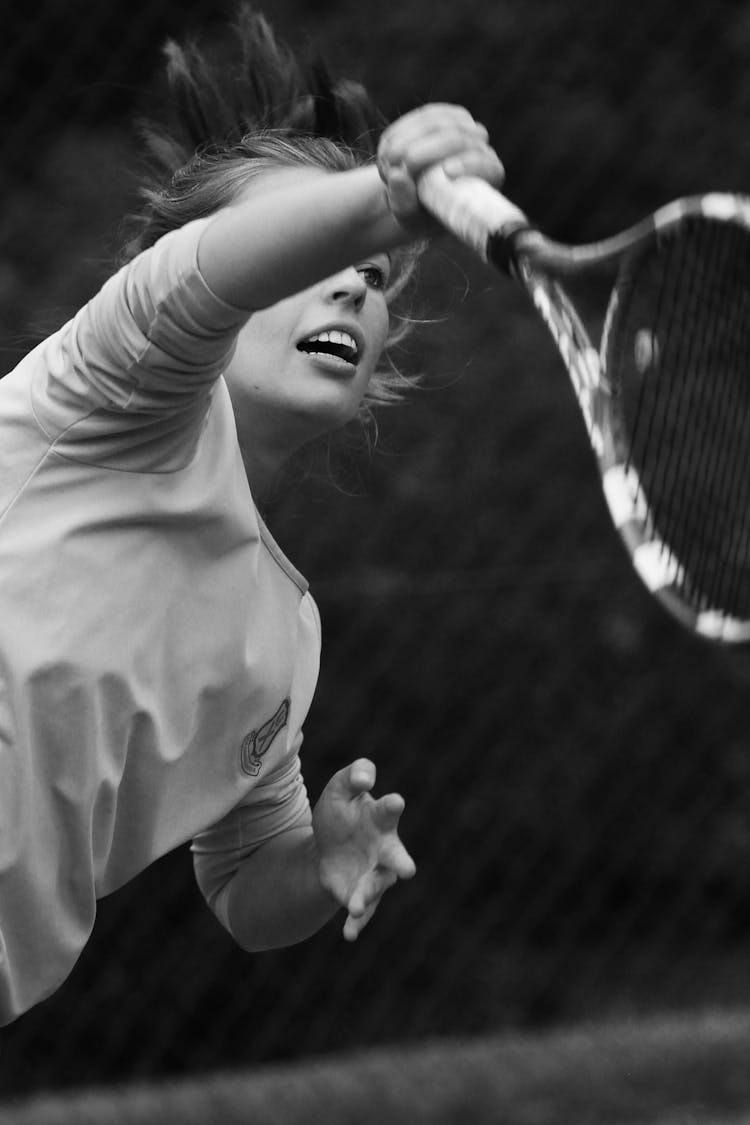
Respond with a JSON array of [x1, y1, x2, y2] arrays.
[[226, 899, 331, 952], [229, 930, 308, 954]]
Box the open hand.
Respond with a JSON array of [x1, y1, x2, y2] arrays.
[[313, 758, 416, 941]]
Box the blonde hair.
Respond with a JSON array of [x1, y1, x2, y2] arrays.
[[121, 6, 424, 415]]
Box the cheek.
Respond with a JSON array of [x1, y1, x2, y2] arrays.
[[227, 315, 286, 378], [224, 334, 254, 393]]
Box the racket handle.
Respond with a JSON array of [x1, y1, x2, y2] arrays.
[[416, 165, 530, 262]]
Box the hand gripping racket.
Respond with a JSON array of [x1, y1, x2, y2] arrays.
[[418, 167, 750, 644]]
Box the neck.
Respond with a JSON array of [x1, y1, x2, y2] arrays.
[[233, 401, 333, 502], [238, 439, 289, 501]]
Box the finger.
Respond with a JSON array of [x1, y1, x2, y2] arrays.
[[347, 868, 397, 918], [343, 904, 375, 941], [387, 102, 482, 129], [381, 104, 487, 160], [346, 758, 376, 794], [388, 129, 494, 179], [343, 879, 393, 941], [380, 166, 434, 233], [343, 914, 360, 941], [342, 857, 415, 940], [345, 877, 374, 920], [371, 791, 406, 831], [441, 147, 505, 186], [379, 838, 417, 880]]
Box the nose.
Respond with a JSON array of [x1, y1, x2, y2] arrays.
[[324, 266, 367, 310]]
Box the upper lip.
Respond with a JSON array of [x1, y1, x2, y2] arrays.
[[296, 322, 365, 363]]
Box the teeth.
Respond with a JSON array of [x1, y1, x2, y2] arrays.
[[307, 329, 358, 356]]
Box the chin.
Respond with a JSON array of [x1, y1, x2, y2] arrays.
[[290, 387, 365, 434]]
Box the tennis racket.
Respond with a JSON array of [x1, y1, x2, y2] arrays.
[[417, 166, 750, 645]]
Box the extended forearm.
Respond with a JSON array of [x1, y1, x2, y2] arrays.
[[225, 826, 339, 951], [197, 164, 408, 311]]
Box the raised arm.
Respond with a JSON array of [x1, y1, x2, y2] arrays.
[[196, 104, 504, 310]]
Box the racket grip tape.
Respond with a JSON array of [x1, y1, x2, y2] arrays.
[[417, 165, 530, 264]]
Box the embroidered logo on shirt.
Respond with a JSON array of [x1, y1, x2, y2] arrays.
[[240, 699, 290, 776]]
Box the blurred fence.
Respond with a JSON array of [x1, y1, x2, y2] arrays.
[[2, 0, 750, 1100], [4, 1011, 750, 1125]]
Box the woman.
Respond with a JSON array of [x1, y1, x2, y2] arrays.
[[0, 7, 504, 1023]]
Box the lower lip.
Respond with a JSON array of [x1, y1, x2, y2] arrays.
[[298, 350, 359, 375]]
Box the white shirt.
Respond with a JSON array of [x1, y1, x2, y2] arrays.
[[0, 219, 320, 1023]]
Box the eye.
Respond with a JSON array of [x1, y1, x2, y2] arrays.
[[357, 260, 390, 291]]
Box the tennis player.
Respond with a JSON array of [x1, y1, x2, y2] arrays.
[[0, 6, 504, 1023]]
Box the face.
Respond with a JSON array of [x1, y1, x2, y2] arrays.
[[224, 253, 392, 474]]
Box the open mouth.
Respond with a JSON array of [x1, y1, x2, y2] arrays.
[[297, 329, 359, 366]]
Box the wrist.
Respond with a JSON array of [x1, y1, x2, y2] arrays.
[[376, 159, 442, 239], [308, 816, 341, 905]]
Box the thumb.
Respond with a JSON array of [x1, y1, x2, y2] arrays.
[[386, 164, 420, 212]]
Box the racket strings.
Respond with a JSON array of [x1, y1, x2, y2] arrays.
[[663, 227, 743, 604], [667, 226, 750, 613], [688, 239, 738, 603], [622, 246, 673, 497], [693, 231, 750, 613], [711, 260, 750, 610], [624, 228, 709, 563], [674, 229, 750, 612], [613, 217, 750, 618], [639, 234, 703, 547]]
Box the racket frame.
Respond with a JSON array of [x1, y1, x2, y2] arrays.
[[417, 166, 750, 643]]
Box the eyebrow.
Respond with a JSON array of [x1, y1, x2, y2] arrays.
[[354, 252, 392, 277]]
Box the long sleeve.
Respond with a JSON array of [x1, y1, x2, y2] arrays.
[[28, 218, 250, 472]]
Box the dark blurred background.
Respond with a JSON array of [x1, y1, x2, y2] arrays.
[[1, 0, 750, 1098]]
